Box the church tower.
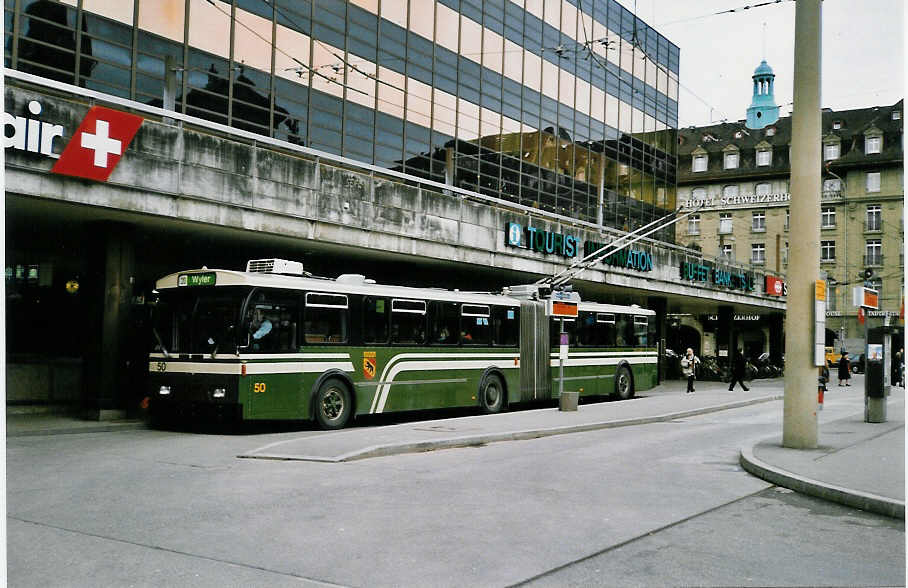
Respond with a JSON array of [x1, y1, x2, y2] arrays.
[[745, 60, 780, 129]]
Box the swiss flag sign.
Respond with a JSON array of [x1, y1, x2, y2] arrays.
[[51, 106, 143, 182]]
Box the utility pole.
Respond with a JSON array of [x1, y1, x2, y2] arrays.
[[783, 0, 822, 449]]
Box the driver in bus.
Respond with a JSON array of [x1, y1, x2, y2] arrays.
[[250, 308, 273, 344]]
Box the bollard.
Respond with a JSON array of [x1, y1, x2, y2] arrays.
[[817, 379, 824, 410], [559, 390, 579, 411]]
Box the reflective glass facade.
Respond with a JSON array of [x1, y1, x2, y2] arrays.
[[5, 0, 679, 240]]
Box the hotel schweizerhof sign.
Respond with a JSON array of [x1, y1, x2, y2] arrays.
[[682, 192, 791, 211]]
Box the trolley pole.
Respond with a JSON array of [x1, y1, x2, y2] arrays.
[[783, 0, 822, 449]]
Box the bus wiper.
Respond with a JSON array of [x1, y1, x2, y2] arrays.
[[153, 328, 171, 359]]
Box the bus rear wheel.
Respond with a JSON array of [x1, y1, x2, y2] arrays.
[[613, 366, 634, 400], [479, 374, 504, 414], [314, 379, 352, 430]]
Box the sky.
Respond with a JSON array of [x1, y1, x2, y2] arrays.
[[618, 0, 905, 127]]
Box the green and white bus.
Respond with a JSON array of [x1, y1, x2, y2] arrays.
[[147, 259, 657, 428]]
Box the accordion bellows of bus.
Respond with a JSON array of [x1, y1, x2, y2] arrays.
[[147, 259, 657, 429]]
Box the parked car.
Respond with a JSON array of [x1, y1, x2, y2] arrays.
[[850, 353, 866, 374], [825, 346, 842, 368]]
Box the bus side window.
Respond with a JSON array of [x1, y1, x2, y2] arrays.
[[492, 306, 519, 346], [245, 290, 300, 353], [461, 305, 490, 345], [363, 296, 389, 344], [391, 299, 426, 345], [305, 293, 349, 345], [597, 313, 617, 347], [550, 317, 576, 347], [430, 301, 459, 345], [615, 314, 633, 347], [633, 316, 649, 347]]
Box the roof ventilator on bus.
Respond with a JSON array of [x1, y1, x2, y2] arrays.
[[246, 258, 305, 276]]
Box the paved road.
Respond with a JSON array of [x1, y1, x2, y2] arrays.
[[7, 386, 904, 587]]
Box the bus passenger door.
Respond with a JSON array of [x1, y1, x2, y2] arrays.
[[519, 301, 550, 401]]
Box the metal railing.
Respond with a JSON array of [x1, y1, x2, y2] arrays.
[[863, 254, 884, 267], [864, 220, 883, 232]]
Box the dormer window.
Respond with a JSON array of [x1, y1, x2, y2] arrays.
[[723, 145, 740, 170], [691, 147, 708, 172], [754, 140, 773, 167], [823, 140, 841, 161], [866, 136, 882, 154], [893, 111, 901, 120], [864, 127, 883, 154], [832, 120, 843, 130], [765, 127, 776, 136]]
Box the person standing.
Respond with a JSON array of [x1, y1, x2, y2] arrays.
[[837, 351, 851, 386], [681, 348, 700, 393], [728, 349, 750, 391]]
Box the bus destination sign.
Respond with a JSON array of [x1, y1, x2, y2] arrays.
[[178, 272, 217, 287]]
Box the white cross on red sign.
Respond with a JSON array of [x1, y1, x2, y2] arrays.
[[51, 106, 143, 181]]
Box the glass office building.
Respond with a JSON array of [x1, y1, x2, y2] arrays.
[[4, 0, 679, 239]]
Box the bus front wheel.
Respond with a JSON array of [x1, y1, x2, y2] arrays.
[[479, 374, 504, 414], [314, 379, 352, 430], [613, 366, 634, 400]]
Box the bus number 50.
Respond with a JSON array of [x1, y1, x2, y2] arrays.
[[253, 382, 267, 394]]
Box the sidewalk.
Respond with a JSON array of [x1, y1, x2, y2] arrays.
[[7, 377, 904, 518]]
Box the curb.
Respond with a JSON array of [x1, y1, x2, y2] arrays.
[[7, 421, 148, 437], [240, 393, 784, 462], [739, 443, 905, 520]]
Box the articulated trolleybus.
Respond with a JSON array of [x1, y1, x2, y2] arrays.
[[148, 259, 656, 428]]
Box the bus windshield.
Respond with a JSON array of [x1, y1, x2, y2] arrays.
[[151, 287, 249, 355]]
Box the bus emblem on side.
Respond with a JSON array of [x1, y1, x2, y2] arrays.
[[363, 351, 377, 380]]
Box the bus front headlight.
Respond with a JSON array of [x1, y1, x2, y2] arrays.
[[158, 385, 171, 396], [212, 388, 226, 399]]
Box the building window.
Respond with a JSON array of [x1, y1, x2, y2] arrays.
[[823, 178, 842, 195], [824, 143, 840, 160], [893, 111, 901, 121], [751, 243, 765, 265], [821, 207, 836, 228], [866, 204, 882, 231], [784, 209, 790, 230], [832, 120, 842, 130], [782, 242, 789, 265], [865, 240, 882, 266], [718, 213, 733, 234], [765, 127, 776, 136], [724, 151, 739, 169], [865, 136, 882, 154], [756, 149, 772, 166], [687, 215, 701, 235], [692, 155, 707, 172], [821, 240, 836, 262], [720, 243, 733, 259], [827, 284, 838, 311], [752, 210, 766, 232], [723, 184, 738, 199], [691, 187, 707, 201], [866, 172, 881, 193], [755, 182, 771, 196]]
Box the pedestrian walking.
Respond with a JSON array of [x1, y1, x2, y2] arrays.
[[728, 349, 750, 391], [837, 351, 851, 386], [681, 348, 700, 393]]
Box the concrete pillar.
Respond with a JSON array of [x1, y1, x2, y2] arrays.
[[647, 296, 668, 383], [783, 0, 821, 449], [84, 223, 135, 420]]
